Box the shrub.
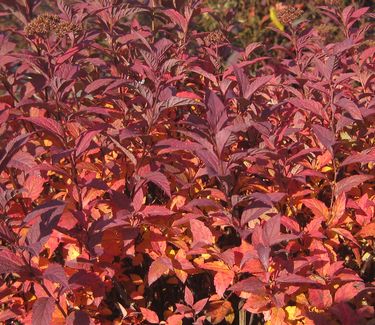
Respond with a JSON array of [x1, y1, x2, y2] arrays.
[[0, 1, 374, 324]]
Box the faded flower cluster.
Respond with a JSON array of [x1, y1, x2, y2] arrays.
[[25, 14, 81, 38], [277, 6, 304, 25]]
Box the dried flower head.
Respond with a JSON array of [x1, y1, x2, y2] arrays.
[[204, 30, 226, 46], [277, 6, 304, 25], [24, 14, 61, 36], [25, 13, 81, 38], [54, 21, 82, 38]]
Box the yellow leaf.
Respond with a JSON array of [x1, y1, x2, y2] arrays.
[[43, 139, 53, 147], [66, 243, 80, 261], [270, 7, 285, 31], [285, 306, 302, 321]]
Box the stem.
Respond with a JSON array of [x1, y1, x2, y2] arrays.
[[239, 308, 246, 325], [40, 282, 67, 318], [20, 255, 67, 318]]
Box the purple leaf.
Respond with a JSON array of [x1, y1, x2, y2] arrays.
[[24, 200, 66, 224], [245, 42, 263, 57], [66, 311, 91, 325], [143, 172, 171, 197], [0, 220, 16, 243], [256, 244, 271, 270], [0, 133, 31, 173], [44, 263, 69, 289], [32, 297, 55, 325], [0, 248, 25, 274], [312, 124, 335, 154]]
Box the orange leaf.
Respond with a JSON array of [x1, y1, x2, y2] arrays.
[[301, 198, 329, 220], [243, 293, 269, 313], [335, 281, 365, 303], [357, 222, 375, 238], [270, 307, 286, 325], [148, 256, 173, 285], [214, 271, 234, 297], [207, 300, 233, 325]]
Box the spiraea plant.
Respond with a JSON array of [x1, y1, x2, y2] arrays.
[[0, 0, 374, 324]]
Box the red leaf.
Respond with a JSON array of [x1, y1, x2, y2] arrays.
[[335, 175, 373, 197], [334, 281, 365, 303], [276, 273, 317, 284], [75, 129, 101, 158], [263, 215, 280, 246], [214, 271, 234, 297], [229, 277, 265, 294], [331, 227, 359, 246], [144, 172, 171, 197], [22, 117, 64, 138], [148, 256, 173, 285], [192, 298, 208, 314], [341, 149, 375, 166], [7, 151, 37, 173], [164, 9, 188, 32], [308, 288, 333, 309], [244, 75, 272, 100], [289, 98, 325, 118], [336, 98, 363, 120], [140, 307, 159, 324], [0, 103, 9, 125], [56, 46, 80, 65], [22, 175, 45, 200], [32, 297, 55, 325], [184, 286, 194, 306], [190, 219, 213, 247], [166, 314, 184, 325]]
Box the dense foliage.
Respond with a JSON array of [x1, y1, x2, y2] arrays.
[[0, 0, 374, 324]]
